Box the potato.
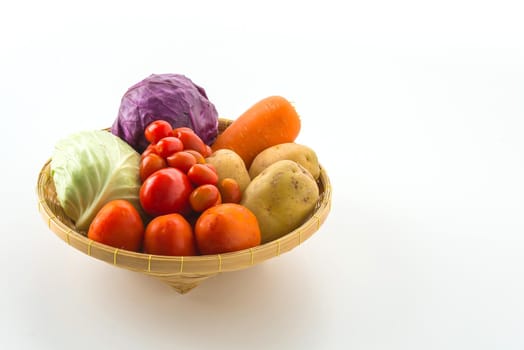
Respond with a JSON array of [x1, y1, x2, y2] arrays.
[[205, 149, 251, 192], [241, 160, 319, 243], [249, 143, 320, 180]]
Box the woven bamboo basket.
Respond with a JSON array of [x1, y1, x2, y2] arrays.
[[36, 119, 332, 294]]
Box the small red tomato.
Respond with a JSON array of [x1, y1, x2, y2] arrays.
[[140, 168, 193, 216], [143, 214, 196, 256], [173, 127, 195, 135], [87, 200, 144, 252], [141, 144, 158, 159], [219, 178, 242, 203], [203, 145, 212, 157], [203, 163, 217, 174], [185, 150, 206, 164], [175, 129, 208, 155], [166, 151, 197, 173], [140, 153, 167, 182], [187, 164, 219, 186], [145, 120, 173, 144], [189, 184, 222, 212], [156, 136, 184, 158]]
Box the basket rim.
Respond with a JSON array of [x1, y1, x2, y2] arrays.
[[36, 123, 332, 275]]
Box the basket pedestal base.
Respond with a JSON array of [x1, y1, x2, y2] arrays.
[[155, 273, 217, 294], [167, 281, 201, 294]]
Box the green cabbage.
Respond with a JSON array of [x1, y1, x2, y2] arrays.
[[51, 130, 142, 231]]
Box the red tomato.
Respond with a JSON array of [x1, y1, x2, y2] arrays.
[[187, 164, 218, 186], [203, 163, 217, 174], [140, 168, 193, 216], [185, 150, 206, 164], [140, 153, 167, 182], [143, 214, 196, 256], [219, 178, 242, 203], [204, 145, 213, 157], [156, 136, 183, 158], [195, 204, 261, 255], [189, 184, 222, 212], [166, 151, 197, 173], [141, 144, 158, 159], [87, 200, 144, 252], [204, 145, 212, 158], [173, 127, 195, 135], [175, 128, 208, 155], [145, 120, 173, 144]]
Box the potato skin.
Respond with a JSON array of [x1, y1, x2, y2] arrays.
[[241, 160, 319, 243], [249, 143, 320, 180], [205, 149, 251, 192]]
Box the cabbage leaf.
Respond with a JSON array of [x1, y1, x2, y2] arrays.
[[51, 130, 142, 231]]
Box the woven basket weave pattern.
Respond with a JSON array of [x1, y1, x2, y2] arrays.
[[37, 119, 332, 293]]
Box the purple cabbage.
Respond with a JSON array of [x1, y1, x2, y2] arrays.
[[111, 74, 219, 153]]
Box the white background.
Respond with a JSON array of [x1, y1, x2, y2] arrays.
[[2, 1, 524, 349]]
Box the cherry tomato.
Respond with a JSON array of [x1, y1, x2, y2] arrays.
[[156, 136, 184, 158], [140, 153, 167, 182], [145, 120, 173, 144], [172, 127, 195, 135], [219, 178, 242, 203], [203, 163, 217, 174], [175, 128, 208, 155], [166, 151, 197, 173], [143, 214, 196, 256], [187, 164, 218, 186], [140, 168, 193, 216], [204, 145, 213, 158], [185, 150, 206, 164], [141, 144, 158, 159], [87, 200, 144, 252], [189, 184, 222, 212], [166, 151, 196, 173]]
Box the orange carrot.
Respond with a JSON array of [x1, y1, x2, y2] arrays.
[[212, 96, 301, 168]]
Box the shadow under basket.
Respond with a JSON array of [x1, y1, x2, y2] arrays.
[[36, 119, 332, 294]]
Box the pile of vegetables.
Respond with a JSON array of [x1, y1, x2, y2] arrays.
[[51, 73, 321, 256]]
